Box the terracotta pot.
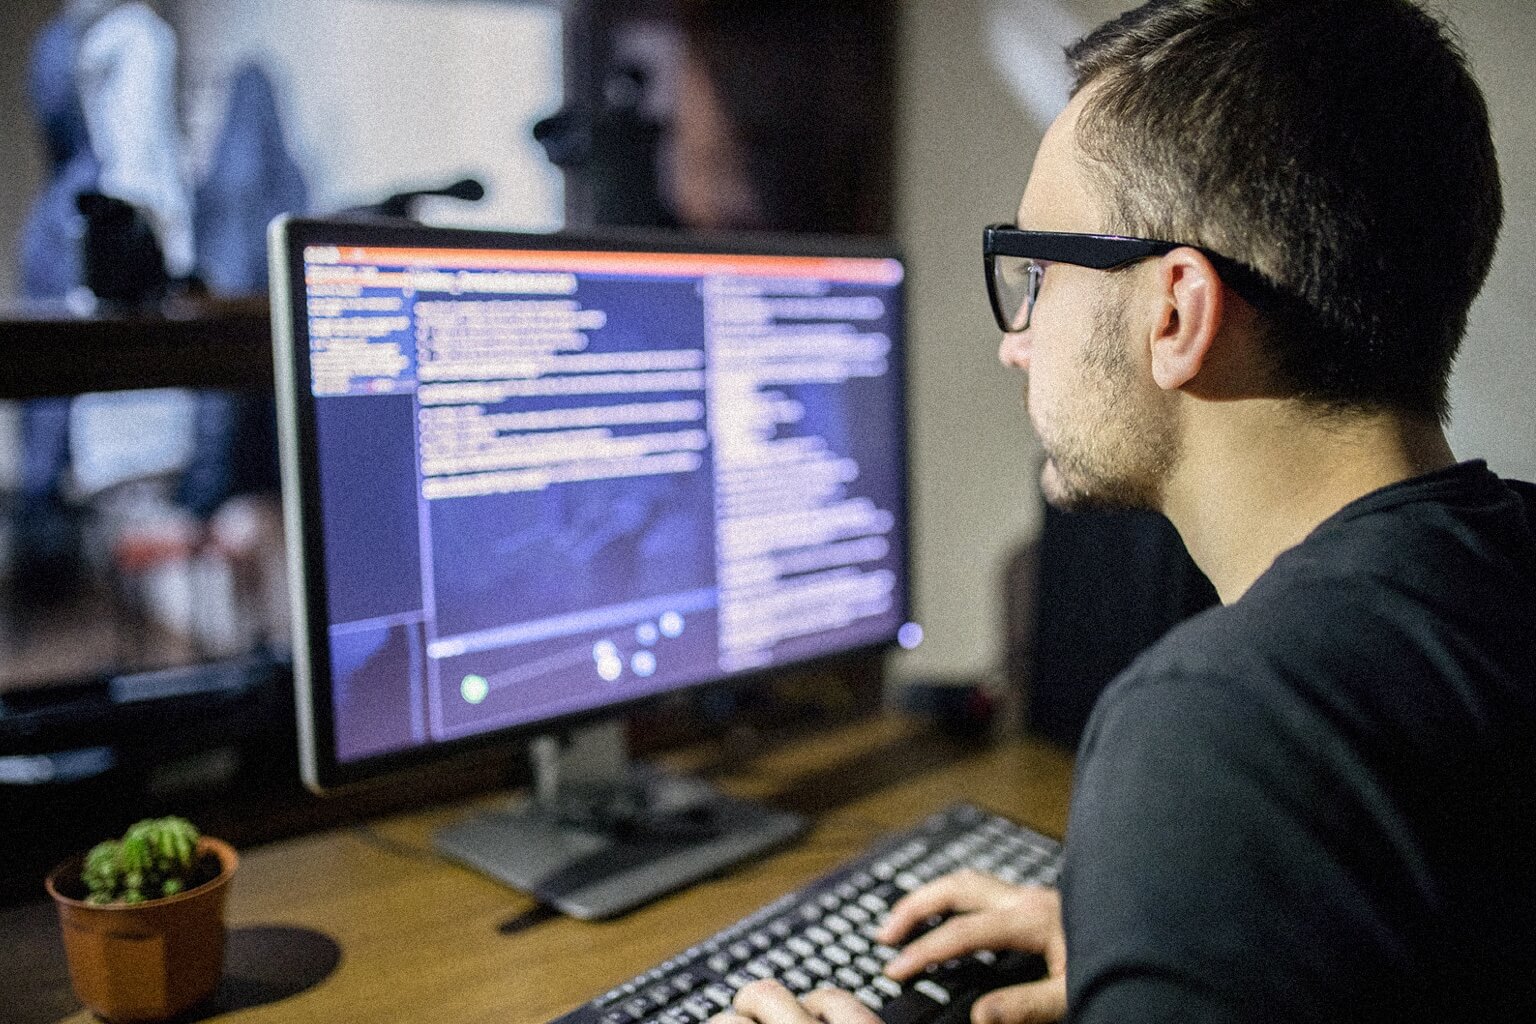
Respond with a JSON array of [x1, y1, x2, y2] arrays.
[[46, 837, 238, 1023]]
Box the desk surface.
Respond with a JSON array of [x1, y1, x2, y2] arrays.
[[9, 717, 1073, 1024]]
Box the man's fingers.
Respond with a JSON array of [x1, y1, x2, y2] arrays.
[[885, 887, 1063, 981], [884, 910, 1017, 980], [878, 870, 1016, 944], [708, 1014, 757, 1024], [969, 979, 1068, 1024], [731, 980, 815, 1024], [801, 986, 883, 1024], [721, 982, 880, 1024]]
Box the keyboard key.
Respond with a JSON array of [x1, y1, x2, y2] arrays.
[[857, 893, 889, 915], [787, 937, 816, 958], [913, 980, 951, 1006], [805, 926, 836, 946], [879, 988, 946, 1024], [836, 967, 864, 989], [725, 972, 754, 990], [823, 946, 852, 966], [802, 957, 833, 978], [878, 988, 946, 1024], [855, 988, 884, 1011], [703, 986, 733, 1008], [782, 969, 814, 994]]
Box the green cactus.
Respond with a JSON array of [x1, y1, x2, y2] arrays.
[[82, 817, 205, 905]]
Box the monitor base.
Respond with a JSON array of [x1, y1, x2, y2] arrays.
[[434, 723, 805, 919]]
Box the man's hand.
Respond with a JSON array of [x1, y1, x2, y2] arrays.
[[712, 980, 880, 1024], [879, 870, 1066, 1024], [711, 871, 1066, 1024]]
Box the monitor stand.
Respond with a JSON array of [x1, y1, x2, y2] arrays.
[[434, 720, 807, 919]]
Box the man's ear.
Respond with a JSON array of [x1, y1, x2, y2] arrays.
[[1148, 248, 1224, 392]]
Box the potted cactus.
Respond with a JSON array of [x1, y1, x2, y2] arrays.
[[46, 817, 238, 1023]]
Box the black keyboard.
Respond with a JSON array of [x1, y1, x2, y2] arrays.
[[550, 804, 1063, 1024]]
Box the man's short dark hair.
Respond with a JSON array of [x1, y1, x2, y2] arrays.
[[1066, 0, 1503, 422]]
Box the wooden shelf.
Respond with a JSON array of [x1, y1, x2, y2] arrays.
[[0, 296, 273, 398]]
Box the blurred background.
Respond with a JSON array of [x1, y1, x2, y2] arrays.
[[0, 0, 1531, 894]]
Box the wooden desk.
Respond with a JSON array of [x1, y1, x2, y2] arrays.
[[7, 717, 1073, 1024]]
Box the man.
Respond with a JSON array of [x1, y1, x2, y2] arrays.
[[715, 1, 1535, 1022]]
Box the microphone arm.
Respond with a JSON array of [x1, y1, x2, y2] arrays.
[[367, 177, 486, 220]]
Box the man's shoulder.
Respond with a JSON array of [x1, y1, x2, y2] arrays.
[[1096, 562, 1362, 714], [1089, 463, 1536, 758], [1083, 604, 1292, 765]]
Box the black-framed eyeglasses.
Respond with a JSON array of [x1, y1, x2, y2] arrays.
[[983, 224, 1269, 333]]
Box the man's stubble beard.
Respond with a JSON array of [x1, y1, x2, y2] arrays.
[[1036, 281, 1181, 513]]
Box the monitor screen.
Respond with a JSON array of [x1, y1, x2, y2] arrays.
[[271, 219, 909, 791], [0, 386, 285, 712]]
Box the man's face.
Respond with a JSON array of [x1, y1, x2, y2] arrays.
[[1001, 91, 1179, 511], [664, 52, 765, 230]]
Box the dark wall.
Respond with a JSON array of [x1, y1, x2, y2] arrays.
[[558, 0, 897, 236], [0, 0, 56, 302]]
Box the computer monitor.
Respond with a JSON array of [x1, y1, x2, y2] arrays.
[[269, 217, 910, 917], [0, 380, 287, 774]]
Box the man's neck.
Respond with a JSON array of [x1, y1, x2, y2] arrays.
[[1161, 403, 1456, 604]]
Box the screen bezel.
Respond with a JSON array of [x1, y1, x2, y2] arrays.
[[270, 215, 912, 793]]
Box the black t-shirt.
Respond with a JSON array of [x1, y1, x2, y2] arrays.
[[1062, 461, 1536, 1024]]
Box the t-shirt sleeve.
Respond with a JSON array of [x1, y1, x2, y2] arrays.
[[1062, 667, 1424, 1024]]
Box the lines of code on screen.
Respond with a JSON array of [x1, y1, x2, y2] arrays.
[[300, 243, 907, 763]]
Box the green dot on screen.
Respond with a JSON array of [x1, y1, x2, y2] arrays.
[[461, 674, 490, 704]]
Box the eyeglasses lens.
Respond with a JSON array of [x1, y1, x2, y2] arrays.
[[992, 255, 1041, 332]]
